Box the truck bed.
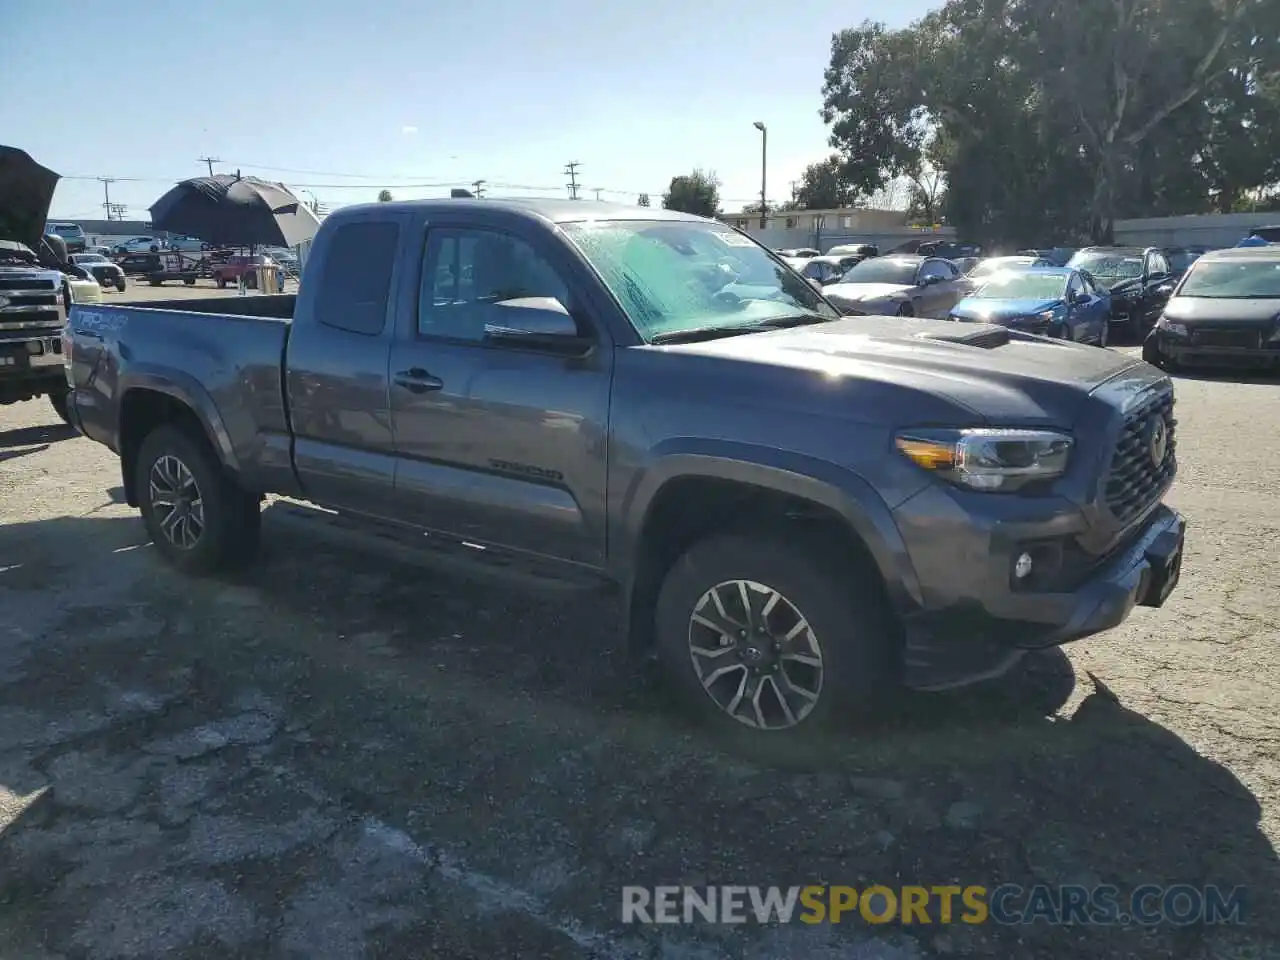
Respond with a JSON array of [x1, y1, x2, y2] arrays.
[[136, 293, 297, 320], [66, 298, 294, 491]]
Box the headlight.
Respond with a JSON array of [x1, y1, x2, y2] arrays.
[[1156, 317, 1188, 337], [894, 428, 1073, 491]]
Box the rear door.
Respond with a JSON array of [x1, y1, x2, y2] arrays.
[[284, 214, 404, 515], [386, 212, 613, 565], [915, 258, 961, 316]]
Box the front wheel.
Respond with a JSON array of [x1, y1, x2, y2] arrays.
[[654, 532, 892, 734], [136, 425, 261, 574], [48, 390, 71, 425]]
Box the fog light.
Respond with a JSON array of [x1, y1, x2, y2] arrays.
[[1014, 552, 1034, 579]]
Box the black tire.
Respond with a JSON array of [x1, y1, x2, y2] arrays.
[[135, 424, 261, 575], [149, 279, 163, 287], [897, 302, 914, 317], [115, 276, 127, 292], [184, 277, 197, 285], [216, 276, 227, 289], [48, 390, 71, 425], [654, 531, 893, 735], [244, 273, 258, 290]]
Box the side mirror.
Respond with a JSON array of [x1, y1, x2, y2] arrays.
[[484, 297, 591, 349], [1071, 290, 1091, 305], [1155, 284, 1174, 297]]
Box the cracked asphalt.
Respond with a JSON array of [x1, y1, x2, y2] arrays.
[[1, 317, 1278, 957]]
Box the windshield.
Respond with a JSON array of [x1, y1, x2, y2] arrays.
[[48, 224, 81, 236], [559, 219, 838, 341], [968, 258, 1033, 280], [73, 254, 107, 263], [1166, 250, 1200, 273], [838, 258, 918, 285], [973, 273, 1067, 301], [1178, 260, 1280, 299], [1069, 253, 1144, 280]]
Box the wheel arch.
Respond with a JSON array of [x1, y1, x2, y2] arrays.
[[117, 372, 238, 507], [618, 448, 924, 656]]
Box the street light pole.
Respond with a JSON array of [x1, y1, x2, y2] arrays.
[[753, 121, 767, 230]]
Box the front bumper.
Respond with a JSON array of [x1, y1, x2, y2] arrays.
[[0, 335, 69, 399], [896, 498, 1185, 691]]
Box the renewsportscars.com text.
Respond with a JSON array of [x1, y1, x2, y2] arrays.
[[621, 884, 1246, 927]]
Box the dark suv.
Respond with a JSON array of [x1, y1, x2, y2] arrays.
[[1067, 246, 1176, 339]]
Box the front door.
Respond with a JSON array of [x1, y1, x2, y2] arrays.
[[387, 219, 612, 566]]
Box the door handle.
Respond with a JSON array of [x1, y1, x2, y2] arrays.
[[394, 368, 443, 393]]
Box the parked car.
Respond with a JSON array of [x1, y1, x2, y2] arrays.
[[64, 198, 1185, 735], [822, 255, 970, 317], [1016, 247, 1077, 267], [776, 247, 820, 259], [1067, 246, 1176, 339], [787, 255, 856, 286], [44, 220, 87, 253], [112, 236, 165, 254], [71, 252, 127, 291], [1144, 245, 1280, 370], [965, 255, 1053, 282], [826, 243, 879, 259], [211, 254, 278, 289], [948, 267, 1111, 345], [1242, 226, 1280, 244], [887, 239, 981, 260], [86, 245, 114, 257], [166, 234, 209, 252]]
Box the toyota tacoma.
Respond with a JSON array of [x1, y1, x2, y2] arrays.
[[64, 199, 1186, 733]]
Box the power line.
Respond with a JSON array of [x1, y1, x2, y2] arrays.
[[197, 156, 220, 176], [564, 162, 581, 200]]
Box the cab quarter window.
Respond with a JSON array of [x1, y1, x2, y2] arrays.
[[315, 220, 401, 336], [418, 228, 572, 342]]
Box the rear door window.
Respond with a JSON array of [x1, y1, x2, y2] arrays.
[[315, 220, 401, 336]]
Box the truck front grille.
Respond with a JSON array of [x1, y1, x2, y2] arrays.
[[0, 278, 56, 291], [1105, 387, 1176, 524]]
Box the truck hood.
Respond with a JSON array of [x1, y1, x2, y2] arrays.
[[0, 146, 59, 251], [949, 297, 1062, 323], [821, 282, 913, 303], [1162, 296, 1280, 329], [656, 316, 1143, 426]]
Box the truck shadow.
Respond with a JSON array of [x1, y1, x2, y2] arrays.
[[0, 512, 1276, 956], [0, 423, 76, 450]]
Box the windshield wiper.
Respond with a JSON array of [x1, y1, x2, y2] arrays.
[[649, 313, 832, 345]]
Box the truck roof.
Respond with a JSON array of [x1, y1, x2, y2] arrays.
[[325, 197, 712, 227]]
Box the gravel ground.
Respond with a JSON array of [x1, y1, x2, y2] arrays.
[[1, 307, 1278, 958]]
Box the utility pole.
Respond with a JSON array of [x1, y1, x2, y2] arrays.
[[592, 188, 604, 201], [472, 179, 486, 198], [563, 162, 581, 200], [752, 122, 768, 229], [198, 156, 220, 176], [107, 203, 128, 221], [98, 178, 116, 220]]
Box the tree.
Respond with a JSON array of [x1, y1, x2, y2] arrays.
[[637, 193, 651, 207], [377, 189, 393, 202], [662, 170, 721, 217], [793, 156, 860, 209], [821, 1, 1280, 245]]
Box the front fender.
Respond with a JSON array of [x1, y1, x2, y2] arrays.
[[118, 366, 240, 472], [620, 439, 925, 616]]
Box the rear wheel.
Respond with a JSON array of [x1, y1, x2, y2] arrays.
[[215, 275, 227, 289], [136, 425, 261, 574], [115, 276, 127, 292], [654, 531, 892, 734]]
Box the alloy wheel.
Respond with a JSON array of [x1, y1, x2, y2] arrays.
[[149, 454, 205, 550], [687, 579, 824, 730]]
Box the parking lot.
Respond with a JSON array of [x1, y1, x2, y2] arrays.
[[1, 287, 1278, 959]]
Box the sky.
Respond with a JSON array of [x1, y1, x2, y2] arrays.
[[1, 0, 935, 222]]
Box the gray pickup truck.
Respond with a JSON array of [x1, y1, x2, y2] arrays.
[[65, 199, 1185, 735]]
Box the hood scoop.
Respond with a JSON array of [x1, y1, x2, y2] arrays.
[[916, 323, 1010, 349]]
